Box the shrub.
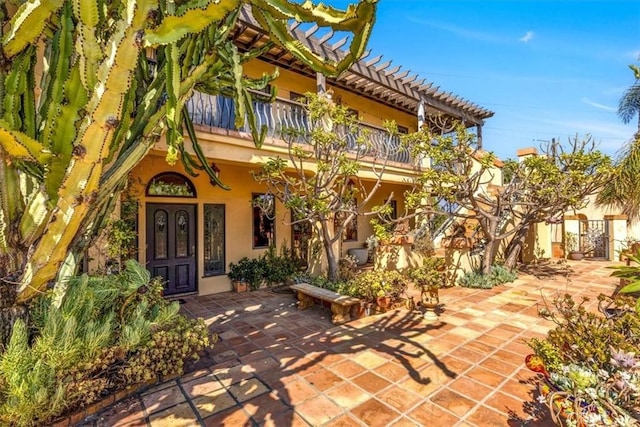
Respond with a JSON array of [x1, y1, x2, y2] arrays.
[[337, 270, 408, 303], [261, 244, 298, 285], [458, 265, 517, 289], [0, 261, 211, 426], [228, 257, 265, 291], [407, 257, 446, 291]]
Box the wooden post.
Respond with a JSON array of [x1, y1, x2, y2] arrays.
[[316, 72, 326, 94]]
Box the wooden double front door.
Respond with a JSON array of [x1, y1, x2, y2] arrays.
[[146, 204, 197, 296]]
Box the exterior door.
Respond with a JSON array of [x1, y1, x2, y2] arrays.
[[146, 204, 197, 295]]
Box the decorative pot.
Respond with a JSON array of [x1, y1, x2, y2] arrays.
[[568, 251, 584, 261], [376, 295, 392, 309], [347, 248, 369, 266], [421, 287, 439, 320], [233, 281, 248, 293]]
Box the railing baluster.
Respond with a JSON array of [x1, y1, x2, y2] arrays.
[[185, 91, 412, 164]]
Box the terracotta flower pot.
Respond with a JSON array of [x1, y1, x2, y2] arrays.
[[233, 281, 248, 293], [376, 295, 392, 308]]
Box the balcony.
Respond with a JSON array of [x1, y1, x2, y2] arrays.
[[186, 91, 412, 164]]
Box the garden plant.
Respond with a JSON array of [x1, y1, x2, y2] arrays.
[[0, 261, 211, 426]]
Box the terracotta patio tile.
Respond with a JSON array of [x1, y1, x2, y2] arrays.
[[242, 391, 291, 422], [492, 348, 524, 365], [181, 373, 223, 398], [440, 355, 472, 375], [447, 376, 493, 403], [465, 366, 506, 388], [323, 413, 362, 427], [244, 356, 280, 374], [351, 351, 388, 370], [141, 385, 186, 415], [329, 360, 367, 379], [464, 340, 497, 355], [430, 388, 477, 417], [274, 378, 318, 405], [485, 391, 530, 419], [374, 361, 409, 383], [449, 346, 487, 364], [406, 401, 460, 426], [147, 402, 197, 427], [93, 399, 146, 427], [325, 382, 370, 409], [465, 404, 508, 426], [350, 398, 400, 427], [213, 364, 255, 387], [388, 417, 419, 426], [295, 394, 343, 426], [304, 368, 343, 392], [191, 388, 236, 418], [316, 352, 347, 368], [377, 386, 421, 413], [351, 371, 392, 394], [479, 356, 520, 376], [257, 409, 301, 427], [203, 406, 252, 426], [227, 377, 269, 403]]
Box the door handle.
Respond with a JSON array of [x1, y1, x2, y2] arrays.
[[191, 245, 196, 257]]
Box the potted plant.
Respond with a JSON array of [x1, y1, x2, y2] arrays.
[[408, 257, 446, 320], [228, 258, 249, 292], [228, 257, 266, 292], [564, 232, 583, 260]]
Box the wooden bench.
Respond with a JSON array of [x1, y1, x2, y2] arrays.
[[290, 283, 361, 324]]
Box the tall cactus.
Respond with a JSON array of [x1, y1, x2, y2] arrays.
[[0, 0, 377, 303]]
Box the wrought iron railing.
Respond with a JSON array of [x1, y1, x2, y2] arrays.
[[186, 91, 412, 164]]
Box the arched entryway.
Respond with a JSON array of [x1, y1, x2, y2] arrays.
[[145, 173, 197, 296]]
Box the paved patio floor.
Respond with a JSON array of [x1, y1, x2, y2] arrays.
[[82, 260, 621, 426]]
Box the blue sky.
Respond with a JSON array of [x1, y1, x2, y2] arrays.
[[343, 0, 640, 160]]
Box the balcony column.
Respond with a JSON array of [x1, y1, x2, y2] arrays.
[[316, 72, 326, 94]]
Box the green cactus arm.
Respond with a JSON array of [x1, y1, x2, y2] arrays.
[[72, 0, 101, 91], [18, 0, 155, 302], [40, 1, 75, 152], [44, 64, 88, 204], [252, 0, 377, 30], [0, 163, 22, 264], [2, 0, 64, 58], [164, 41, 183, 165], [183, 111, 231, 189], [19, 191, 49, 247], [0, 121, 50, 163], [2, 52, 31, 128], [250, 0, 376, 76], [144, 0, 240, 46]]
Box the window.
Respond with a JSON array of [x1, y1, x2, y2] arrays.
[[146, 172, 196, 197], [204, 204, 225, 276], [252, 194, 275, 248], [397, 125, 409, 135]]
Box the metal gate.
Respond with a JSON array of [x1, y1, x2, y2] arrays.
[[579, 220, 609, 259]]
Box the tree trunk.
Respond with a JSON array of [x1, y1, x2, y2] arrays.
[[504, 225, 530, 270], [319, 219, 339, 282], [0, 280, 27, 350], [481, 239, 498, 275]]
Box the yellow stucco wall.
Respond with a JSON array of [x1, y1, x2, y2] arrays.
[[130, 152, 415, 295]]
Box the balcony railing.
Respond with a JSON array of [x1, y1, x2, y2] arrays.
[[186, 91, 412, 164]]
